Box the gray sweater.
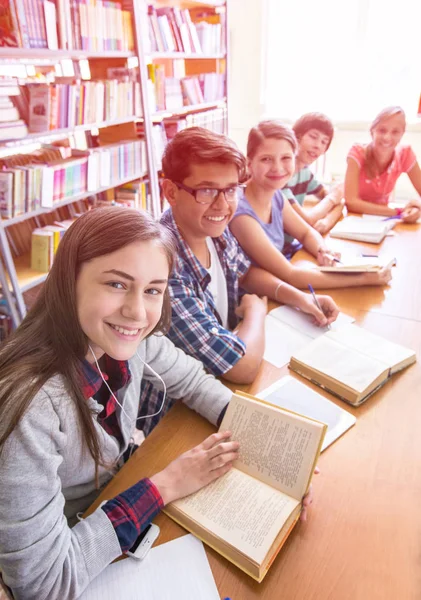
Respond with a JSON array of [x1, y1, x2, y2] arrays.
[[0, 334, 231, 600]]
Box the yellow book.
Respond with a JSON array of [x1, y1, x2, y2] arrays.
[[289, 323, 416, 405], [31, 229, 53, 273], [164, 391, 326, 582]]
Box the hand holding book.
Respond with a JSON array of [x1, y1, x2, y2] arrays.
[[150, 430, 239, 505]]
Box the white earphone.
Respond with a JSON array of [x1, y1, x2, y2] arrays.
[[88, 345, 167, 423]]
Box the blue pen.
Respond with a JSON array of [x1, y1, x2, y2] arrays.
[[382, 215, 402, 221], [308, 284, 331, 330]]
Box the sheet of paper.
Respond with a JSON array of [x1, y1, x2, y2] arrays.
[[263, 306, 355, 368], [257, 376, 356, 451], [79, 534, 219, 600]]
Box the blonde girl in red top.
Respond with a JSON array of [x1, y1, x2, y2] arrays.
[[345, 106, 421, 222]]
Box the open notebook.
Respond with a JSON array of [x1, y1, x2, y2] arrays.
[[257, 376, 356, 451], [329, 216, 397, 243], [289, 323, 416, 405], [264, 305, 355, 368]]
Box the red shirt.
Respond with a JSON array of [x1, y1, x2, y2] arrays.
[[347, 143, 416, 205]]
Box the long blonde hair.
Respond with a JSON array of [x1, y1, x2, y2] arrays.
[[365, 106, 406, 178]]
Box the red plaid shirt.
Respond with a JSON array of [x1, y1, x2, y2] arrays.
[[80, 357, 163, 553]]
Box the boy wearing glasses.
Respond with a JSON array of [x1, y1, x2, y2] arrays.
[[152, 127, 339, 388]]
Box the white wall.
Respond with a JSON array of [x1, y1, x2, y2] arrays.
[[227, 0, 266, 153], [227, 2, 421, 200]]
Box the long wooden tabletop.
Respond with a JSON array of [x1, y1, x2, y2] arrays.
[[88, 220, 421, 600]]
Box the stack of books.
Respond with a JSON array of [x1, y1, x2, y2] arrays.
[[0, 79, 27, 141]]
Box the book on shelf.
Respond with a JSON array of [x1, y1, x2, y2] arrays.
[[0, 136, 145, 217], [163, 106, 227, 139], [27, 80, 141, 133], [257, 376, 356, 451], [165, 391, 326, 582], [31, 228, 54, 272], [289, 323, 416, 406], [30, 221, 69, 272], [0, 0, 23, 47], [264, 304, 355, 369], [318, 254, 396, 273], [147, 4, 224, 55], [329, 216, 397, 244], [1, 0, 134, 51]]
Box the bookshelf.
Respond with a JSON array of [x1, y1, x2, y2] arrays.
[[0, 0, 229, 330]]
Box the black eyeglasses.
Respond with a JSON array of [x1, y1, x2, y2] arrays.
[[174, 181, 245, 205]]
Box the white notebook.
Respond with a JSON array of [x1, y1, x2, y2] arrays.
[[257, 376, 356, 451], [264, 305, 355, 368], [79, 534, 219, 600], [329, 216, 397, 243]]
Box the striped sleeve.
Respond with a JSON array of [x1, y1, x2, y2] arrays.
[[306, 173, 323, 195], [101, 478, 163, 553]]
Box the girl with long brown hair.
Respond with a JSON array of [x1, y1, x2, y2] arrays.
[[0, 207, 237, 600], [345, 106, 421, 220]]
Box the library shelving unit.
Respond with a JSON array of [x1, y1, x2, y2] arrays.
[[0, 0, 229, 329]]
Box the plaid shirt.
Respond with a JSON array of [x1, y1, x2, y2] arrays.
[[162, 209, 250, 372], [137, 210, 250, 436], [81, 359, 163, 553]]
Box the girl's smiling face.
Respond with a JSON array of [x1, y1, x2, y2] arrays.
[[371, 113, 406, 156], [248, 137, 296, 191], [76, 240, 169, 362]]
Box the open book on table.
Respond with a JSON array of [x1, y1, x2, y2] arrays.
[[264, 305, 355, 368], [257, 376, 356, 451], [329, 216, 397, 243], [318, 254, 396, 273], [289, 323, 416, 406], [165, 392, 326, 583]]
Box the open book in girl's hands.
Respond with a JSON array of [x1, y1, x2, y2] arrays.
[[165, 392, 326, 582]]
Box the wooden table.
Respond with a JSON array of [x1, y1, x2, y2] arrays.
[[88, 221, 421, 600]]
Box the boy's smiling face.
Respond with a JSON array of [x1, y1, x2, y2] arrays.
[[164, 162, 240, 242], [297, 128, 331, 166]]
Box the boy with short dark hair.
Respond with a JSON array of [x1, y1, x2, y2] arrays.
[[285, 112, 344, 236]]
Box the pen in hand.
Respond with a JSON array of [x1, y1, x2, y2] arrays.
[[308, 284, 331, 330]]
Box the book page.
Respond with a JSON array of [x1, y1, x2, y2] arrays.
[[257, 376, 356, 451], [220, 394, 324, 499], [172, 468, 299, 565], [291, 335, 387, 393], [263, 306, 355, 368], [325, 324, 415, 371]]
